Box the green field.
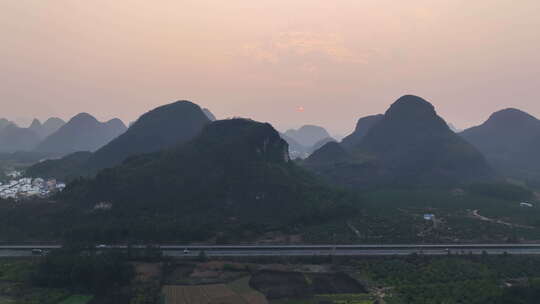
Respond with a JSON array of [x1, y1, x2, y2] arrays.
[[303, 185, 540, 244], [0, 260, 34, 282], [270, 294, 373, 304], [0, 296, 15, 304], [58, 295, 93, 304]]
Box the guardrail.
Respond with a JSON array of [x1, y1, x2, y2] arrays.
[[3, 243, 540, 251]]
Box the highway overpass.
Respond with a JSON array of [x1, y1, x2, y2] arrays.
[[2, 243, 540, 257]]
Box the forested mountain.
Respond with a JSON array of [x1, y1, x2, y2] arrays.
[[340, 114, 383, 150], [461, 108, 540, 185], [33, 113, 126, 156], [304, 141, 350, 169], [25, 152, 93, 180], [56, 119, 356, 242], [305, 95, 492, 187], [310, 137, 336, 153], [27, 101, 211, 179], [86, 100, 210, 172], [284, 125, 332, 147]]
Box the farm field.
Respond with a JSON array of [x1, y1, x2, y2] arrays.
[[58, 295, 94, 304], [0, 296, 15, 304], [228, 276, 268, 304], [163, 284, 248, 304], [270, 294, 374, 304]]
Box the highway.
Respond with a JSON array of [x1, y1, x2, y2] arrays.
[[3, 244, 540, 257]]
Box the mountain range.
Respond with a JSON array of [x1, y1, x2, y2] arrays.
[[18, 96, 540, 190], [7, 95, 540, 243], [0, 123, 41, 153], [33, 113, 126, 156], [28, 118, 66, 140], [0, 113, 128, 156], [461, 108, 540, 185], [56, 118, 353, 241], [27, 101, 211, 179], [0, 118, 66, 153], [281, 125, 334, 159], [305, 95, 493, 187], [284, 125, 332, 147]]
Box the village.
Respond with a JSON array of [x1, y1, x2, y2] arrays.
[[0, 170, 65, 200]]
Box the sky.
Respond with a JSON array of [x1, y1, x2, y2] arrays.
[[1, 0, 539, 136]]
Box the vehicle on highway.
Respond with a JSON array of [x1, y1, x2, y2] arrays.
[[96, 244, 107, 249], [31, 249, 43, 255], [183, 248, 190, 254]]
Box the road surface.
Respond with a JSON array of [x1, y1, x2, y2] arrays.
[[3, 244, 540, 257]]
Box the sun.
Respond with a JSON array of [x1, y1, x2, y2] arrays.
[[297, 106, 305, 112]]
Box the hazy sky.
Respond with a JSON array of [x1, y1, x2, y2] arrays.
[[1, 0, 539, 135]]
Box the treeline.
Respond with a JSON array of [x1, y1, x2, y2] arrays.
[[31, 249, 134, 295], [356, 254, 540, 304]]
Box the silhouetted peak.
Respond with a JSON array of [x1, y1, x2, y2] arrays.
[[164, 100, 201, 110], [43, 117, 65, 126], [284, 124, 331, 147], [297, 125, 326, 132], [203, 119, 280, 144], [132, 100, 205, 128], [486, 108, 538, 126], [105, 118, 127, 129], [29, 119, 42, 129], [199, 119, 290, 163], [70, 112, 99, 124], [386, 95, 436, 118]]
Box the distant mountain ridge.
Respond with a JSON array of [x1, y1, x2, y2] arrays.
[[28, 118, 66, 139], [0, 119, 12, 130], [460, 108, 540, 184], [33, 113, 126, 156], [27, 101, 211, 179], [0, 123, 41, 153], [305, 95, 492, 187], [281, 125, 334, 159], [0, 117, 66, 153], [284, 125, 332, 147]]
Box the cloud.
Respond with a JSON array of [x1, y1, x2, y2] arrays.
[[241, 30, 368, 65]]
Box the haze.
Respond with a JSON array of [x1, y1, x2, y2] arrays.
[[1, 0, 539, 135]]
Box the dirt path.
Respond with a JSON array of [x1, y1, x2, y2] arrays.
[[471, 210, 534, 229], [347, 221, 362, 238]]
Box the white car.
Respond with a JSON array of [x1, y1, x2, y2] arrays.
[[183, 249, 190, 254], [96, 244, 107, 249]]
